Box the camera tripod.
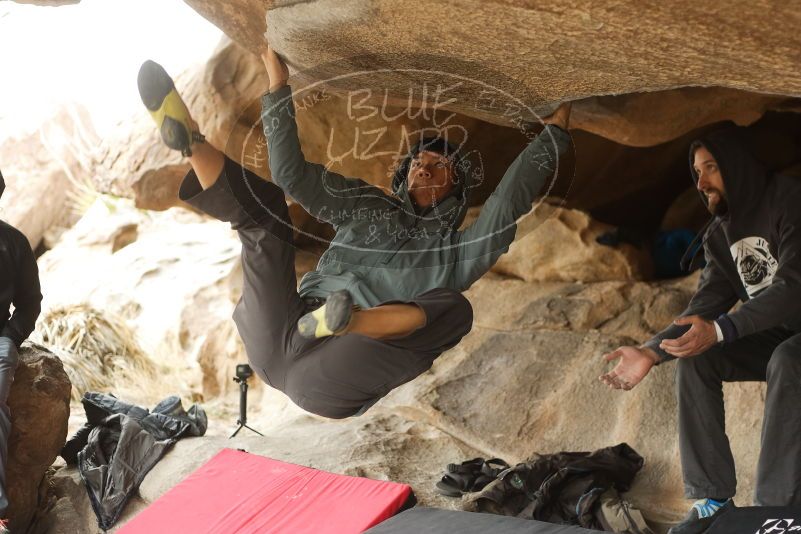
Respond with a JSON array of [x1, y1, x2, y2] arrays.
[[230, 364, 264, 438]]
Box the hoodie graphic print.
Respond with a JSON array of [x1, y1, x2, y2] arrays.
[[731, 236, 778, 297]]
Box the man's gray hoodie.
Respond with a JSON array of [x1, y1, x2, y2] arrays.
[[644, 128, 801, 361], [257, 85, 572, 307]]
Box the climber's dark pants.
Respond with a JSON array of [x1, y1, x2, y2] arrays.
[[179, 156, 473, 419], [675, 327, 801, 505]]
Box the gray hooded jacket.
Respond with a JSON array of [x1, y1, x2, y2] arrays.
[[644, 128, 801, 362], [261, 85, 571, 307]]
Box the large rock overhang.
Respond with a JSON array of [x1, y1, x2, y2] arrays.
[[184, 0, 801, 147]]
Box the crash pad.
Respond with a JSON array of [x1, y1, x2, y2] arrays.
[[365, 507, 599, 533], [118, 448, 414, 534], [706, 506, 801, 534]]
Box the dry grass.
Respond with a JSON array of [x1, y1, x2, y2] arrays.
[[32, 304, 162, 402]]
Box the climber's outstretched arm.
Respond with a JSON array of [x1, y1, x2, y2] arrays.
[[259, 46, 384, 227], [451, 104, 573, 288]]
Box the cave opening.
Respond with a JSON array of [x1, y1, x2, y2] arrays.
[[556, 109, 801, 234]]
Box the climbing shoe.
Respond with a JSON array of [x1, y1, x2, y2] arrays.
[[668, 498, 733, 534], [298, 290, 354, 339], [137, 59, 205, 157]]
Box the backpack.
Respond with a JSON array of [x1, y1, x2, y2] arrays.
[[470, 443, 645, 530]]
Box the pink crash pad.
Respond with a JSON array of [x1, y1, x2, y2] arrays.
[[118, 448, 414, 534]]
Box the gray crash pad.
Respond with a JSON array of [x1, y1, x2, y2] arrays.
[[365, 507, 598, 533]]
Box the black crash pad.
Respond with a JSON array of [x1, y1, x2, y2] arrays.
[[365, 507, 599, 533], [707, 506, 801, 534]]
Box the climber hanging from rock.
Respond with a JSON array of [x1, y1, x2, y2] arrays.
[[137, 45, 571, 419], [599, 128, 801, 533]]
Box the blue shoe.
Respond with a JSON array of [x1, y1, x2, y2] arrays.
[[668, 498, 734, 534]]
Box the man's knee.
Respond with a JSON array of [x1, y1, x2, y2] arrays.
[[767, 342, 801, 381], [676, 348, 725, 386], [440, 289, 473, 335], [676, 357, 699, 387], [415, 288, 472, 324]]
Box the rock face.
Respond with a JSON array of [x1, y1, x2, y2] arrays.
[[186, 0, 801, 146], [6, 344, 71, 532], [0, 106, 96, 249], [36, 198, 245, 401], [489, 203, 650, 282]]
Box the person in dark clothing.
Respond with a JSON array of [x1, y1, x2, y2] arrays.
[[599, 128, 801, 533], [0, 170, 43, 530], [137, 46, 572, 419]]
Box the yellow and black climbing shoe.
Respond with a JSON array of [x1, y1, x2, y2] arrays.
[[298, 290, 355, 339], [137, 60, 204, 157]]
